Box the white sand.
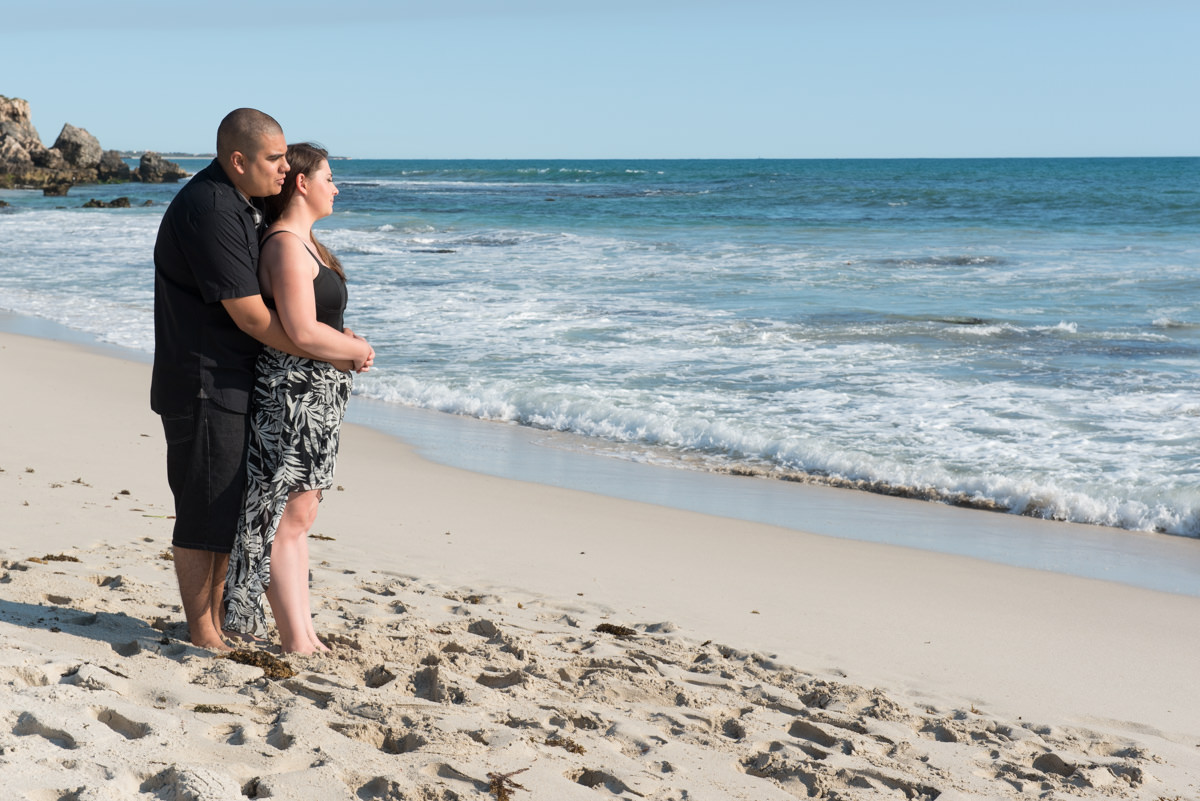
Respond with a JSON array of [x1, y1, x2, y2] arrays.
[[2, 331, 1198, 800]]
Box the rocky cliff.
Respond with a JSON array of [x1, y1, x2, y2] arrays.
[[0, 95, 187, 195]]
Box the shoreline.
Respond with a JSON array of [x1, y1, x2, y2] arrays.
[[4, 308, 1199, 599], [3, 329, 1200, 797]]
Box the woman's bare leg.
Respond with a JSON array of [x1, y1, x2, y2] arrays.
[[297, 508, 330, 653], [266, 489, 322, 654]]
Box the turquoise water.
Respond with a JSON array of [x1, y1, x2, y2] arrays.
[[1, 157, 1197, 536]]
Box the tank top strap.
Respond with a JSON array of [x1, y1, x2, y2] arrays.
[[260, 229, 323, 268], [259, 229, 289, 247]]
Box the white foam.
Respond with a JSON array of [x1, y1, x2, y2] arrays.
[[2, 173, 1197, 539]]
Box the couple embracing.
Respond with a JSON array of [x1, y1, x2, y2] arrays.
[[151, 109, 373, 654]]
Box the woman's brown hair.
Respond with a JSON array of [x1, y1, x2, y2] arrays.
[[263, 142, 345, 280]]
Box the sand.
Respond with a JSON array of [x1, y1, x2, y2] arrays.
[[2, 330, 1198, 800]]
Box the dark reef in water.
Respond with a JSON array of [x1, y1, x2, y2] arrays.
[[0, 95, 187, 196]]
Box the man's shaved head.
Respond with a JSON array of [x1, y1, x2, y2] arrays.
[[216, 108, 283, 161]]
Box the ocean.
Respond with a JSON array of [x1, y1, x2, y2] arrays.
[[1, 157, 1197, 540]]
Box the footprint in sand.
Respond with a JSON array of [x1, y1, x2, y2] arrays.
[[111, 637, 189, 659], [568, 768, 641, 796], [95, 708, 151, 740], [410, 662, 467, 704], [112, 640, 142, 657], [13, 711, 78, 749], [356, 776, 406, 799], [420, 763, 490, 794], [329, 720, 427, 754], [739, 747, 826, 799], [140, 766, 242, 800], [363, 664, 397, 688], [217, 723, 247, 746], [787, 718, 839, 750], [475, 668, 525, 689], [721, 718, 748, 741], [0, 664, 51, 687], [266, 720, 294, 750], [467, 619, 500, 639], [283, 674, 349, 709]]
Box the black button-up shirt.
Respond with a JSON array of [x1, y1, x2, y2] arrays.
[[151, 159, 265, 414]]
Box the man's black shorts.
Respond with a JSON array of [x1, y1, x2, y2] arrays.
[[161, 399, 249, 554]]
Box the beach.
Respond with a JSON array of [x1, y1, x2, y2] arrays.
[[2, 330, 1199, 800]]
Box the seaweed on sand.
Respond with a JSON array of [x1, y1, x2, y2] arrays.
[[488, 767, 529, 800], [594, 623, 637, 639], [224, 649, 296, 680]]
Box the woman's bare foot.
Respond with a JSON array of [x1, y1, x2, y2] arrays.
[[278, 635, 330, 656], [277, 635, 316, 655]]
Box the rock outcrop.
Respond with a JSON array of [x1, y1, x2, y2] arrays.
[[82, 197, 132, 208], [53, 123, 103, 170], [0, 94, 187, 194], [138, 152, 188, 184], [97, 149, 132, 182], [0, 96, 43, 161]]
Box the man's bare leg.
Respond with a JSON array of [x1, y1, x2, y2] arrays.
[[210, 553, 231, 643], [174, 546, 232, 651]]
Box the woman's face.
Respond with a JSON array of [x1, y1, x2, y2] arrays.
[[304, 159, 338, 217]]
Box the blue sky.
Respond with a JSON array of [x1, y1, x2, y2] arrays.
[[6, 1, 1197, 158]]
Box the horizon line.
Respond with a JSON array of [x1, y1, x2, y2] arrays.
[[139, 153, 1200, 161]]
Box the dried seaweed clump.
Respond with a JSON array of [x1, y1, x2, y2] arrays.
[[28, 553, 82, 564], [224, 649, 296, 680], [594, 623, 637, 639], [546, 735, 586, 754], [193, 704, 233, 714], [488, 767, 528, 800]]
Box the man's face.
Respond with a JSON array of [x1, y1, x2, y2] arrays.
[[233, 132, 289, 197]]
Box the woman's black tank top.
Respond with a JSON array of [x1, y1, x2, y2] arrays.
[[260, 231, 347, 332]]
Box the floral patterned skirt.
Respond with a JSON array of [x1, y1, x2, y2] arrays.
[[223, 347, 352, 635]]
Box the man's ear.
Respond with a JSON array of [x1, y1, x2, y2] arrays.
[[229, 151, 247, 175]]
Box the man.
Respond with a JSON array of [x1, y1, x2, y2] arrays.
[[151, 109, 321, 649]]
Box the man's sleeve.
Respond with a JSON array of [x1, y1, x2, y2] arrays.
[[185, 207, 262, 303]]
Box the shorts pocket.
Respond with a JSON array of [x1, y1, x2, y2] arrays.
[[161, 406, 195, 446]]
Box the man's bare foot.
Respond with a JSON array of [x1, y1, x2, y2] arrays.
[[190, 635, 233, 653]]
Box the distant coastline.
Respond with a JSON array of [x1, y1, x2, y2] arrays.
[[113, 152, 349, 160], [114, 151, 214, 159]]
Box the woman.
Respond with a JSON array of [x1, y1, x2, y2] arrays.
[[223, 142, 374, 653]]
